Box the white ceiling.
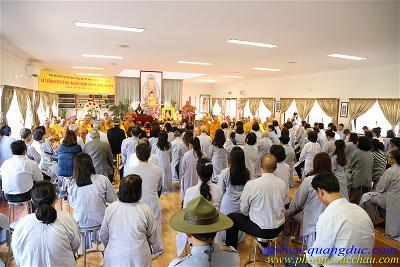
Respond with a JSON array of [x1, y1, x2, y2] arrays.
[[1, 0, 399, 83]]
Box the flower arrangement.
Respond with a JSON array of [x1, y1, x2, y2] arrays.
[[84, 101, 100, 117]]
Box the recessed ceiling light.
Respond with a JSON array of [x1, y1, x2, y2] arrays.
[[288, 61, 297, 64], [118, 44, 130, 48], [178, 61, 211, 66], [252, 67, 281, 72], [110, 63, 118, 65], [77, 73, 102, 76], [73, 66, 104, 70], [198, 79, 216, 82], [82, 54, 122, 59], [227, 39, 278, 48], [75, 22, 144, 32], [221, 75, 243, 79], [327, 54, 366, 60]]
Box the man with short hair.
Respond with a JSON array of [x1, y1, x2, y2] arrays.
[[0, 126, 16, 167], [0, 140, 43, 202], [83, 129, 114, 182], [225, 154, 288, 249], [285, 172, 375, 267], [20, 128, 41, 164], [197, 125, 212, 157], [85, 121, 108, 144], [169, 196, 240, 266], [321, 129, 336, 156], [107, 118, 126, 159], [121, 127, 141, 166]]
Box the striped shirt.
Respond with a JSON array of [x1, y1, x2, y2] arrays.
[[372, 150, 387, 183]]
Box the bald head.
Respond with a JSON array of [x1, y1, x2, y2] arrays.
[[261, 154, 277, 173]]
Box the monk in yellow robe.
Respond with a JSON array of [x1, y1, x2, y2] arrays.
[[209, 116, 221, 140], [79, 115, 93, 142], [44, 119, 60, 147]]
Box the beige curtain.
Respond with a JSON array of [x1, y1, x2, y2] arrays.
[[248, 98, 260, 116], [280, 98, 294, 114], [239, 98, 248, 115], [0, 86, 15, 125], [317, 98, 339, 124], [39, 92, 50, 118], [262, 98, 274, 113], [48, 94, 59, 118], [211, 98, 218, 113], [32, 91, 41, 127], [295, 99, 315, 120], [348, 98, 377, 130], [216, 98, 224, 115], [378, 99, 400, 130], [15, 88, 28, 125]]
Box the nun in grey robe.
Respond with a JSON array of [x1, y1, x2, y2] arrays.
[[243, 144, 258, 179], [283, 175, 326, 248], [152, 144, 173, 193], [209, 145, 228, 181], [283, 144, 296, 187], [331, 155, 349, 200], [125, 162, 164, 256], [179, 149, 201, 200], [360, 163, 400, 238], [171, 135, 184, 180]]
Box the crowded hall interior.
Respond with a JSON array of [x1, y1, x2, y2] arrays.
[[0, 1, 400, 266]]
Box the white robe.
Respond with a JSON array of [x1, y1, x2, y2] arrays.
[[243, 144, 258, 179], [198, 133, 212, 157], [299, 142, 321, 176], [179, 150, 201, 200], [100, 201, 157, 267], [124, 162, 163, 255], [12, 211, 80, 267], [67, 174, 117, 227], [0, 135, 16, 167], [31, 140, 58, 180], [321, 138, 336, 156], [152, 144, 172, 192], [209, 145, 228, 180], [125, 153, 159, 176]]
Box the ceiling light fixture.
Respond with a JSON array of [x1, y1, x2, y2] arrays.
[[327, 54, 366, 60], [252, 67, 281, 72], [82, 54, 122, 59], [73, 66, 104, 70], [74, 22, 144, 32], [198, 79, 216, 82], [77, 73, 102, 76], [221, 75, 243, 79], [227, 39, 278, 48], [178, 61, 211, 66]]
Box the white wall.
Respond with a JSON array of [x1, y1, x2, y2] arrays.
[[1, 49, 38, 90], [183, 64, 399, 126]]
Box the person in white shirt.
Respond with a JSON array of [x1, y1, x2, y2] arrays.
[[273, 120, 281, 138], [209, 129, 228, 180], [243, 132, 258, 179], [285, 172, 375, 267], [20, 128, 41, 164], [295, 131, 321, 179], [270, 145, 291, 205], [152, 130, 173, 193], [0, 126, 16, 167], [124, 139, 159, 174], [321, 129, 336, 156], [124, 143, 164, 256], [120, 126, 140, 166], [336, 123, 345, 140], [11, 181, 80, 267], [0, 140, 43, 202], [251, 123, 262, 144], [280, 135, 296, 188], [171, 130, 184, 181], [85, 121, 109, 144], [225, 154, 288, 249], [197, 125, 212, 157]]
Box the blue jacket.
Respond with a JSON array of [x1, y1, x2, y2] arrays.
[[57, 144, 82, 177]]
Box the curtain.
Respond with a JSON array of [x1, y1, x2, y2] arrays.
[[211, 98, 218, 113], [0, 86, 14, 126], [348, 98, 377, 130], [262, 98, 274, 113], [248, 98, 260, 116], [48, 94, 59, 118], [216, 98, 224, 115], [115, 77, 140, 105], [15, 88, 28, 125], [378, 99, 400, 130], [295, 99, 315, 120], [239, 98, 248, 115], [27, 90, 34, 127], [163, 79, 182, 110], [32, 91, 41, 127], [280, 98, 294, 114], [317, 98, 339, 125]]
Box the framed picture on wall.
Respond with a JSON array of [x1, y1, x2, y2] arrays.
[[199, 94, 211, 113], [275, 100, 281, 113], [140, 71, 162, 107], [340, 102, 349, 118]]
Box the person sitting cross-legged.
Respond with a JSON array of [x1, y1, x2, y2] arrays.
[[225, 154, 288, 249]]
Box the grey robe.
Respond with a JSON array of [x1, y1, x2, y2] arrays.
[[217, 168, 246, 215], [152, 144, 172, 192], [83, 139, 113, 177], [243, 144, 258, 179], [331, 155, 349, 200], [180, 150, 201, 200], [171, 137, 184, 180], [347, 150, 373, 188], [283, 144, 296, 187], [209, 145, 228, 180]]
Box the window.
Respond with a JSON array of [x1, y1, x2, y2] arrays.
[[283, 100, 299, 123], [353, 101, 399, 137], [6, 92, 24, 139], [308, 101, 332, 125], [212, 101, 221, 116], [257, 101, 272, 122], [225, 99, 237, 118]]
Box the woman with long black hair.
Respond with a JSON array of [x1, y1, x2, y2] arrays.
[[12, 181, 80, 266], [180, 136, 203, 200], [152, 130, 173, 192], [331, 139, 349, 199], [209, 129, 228, 180]]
